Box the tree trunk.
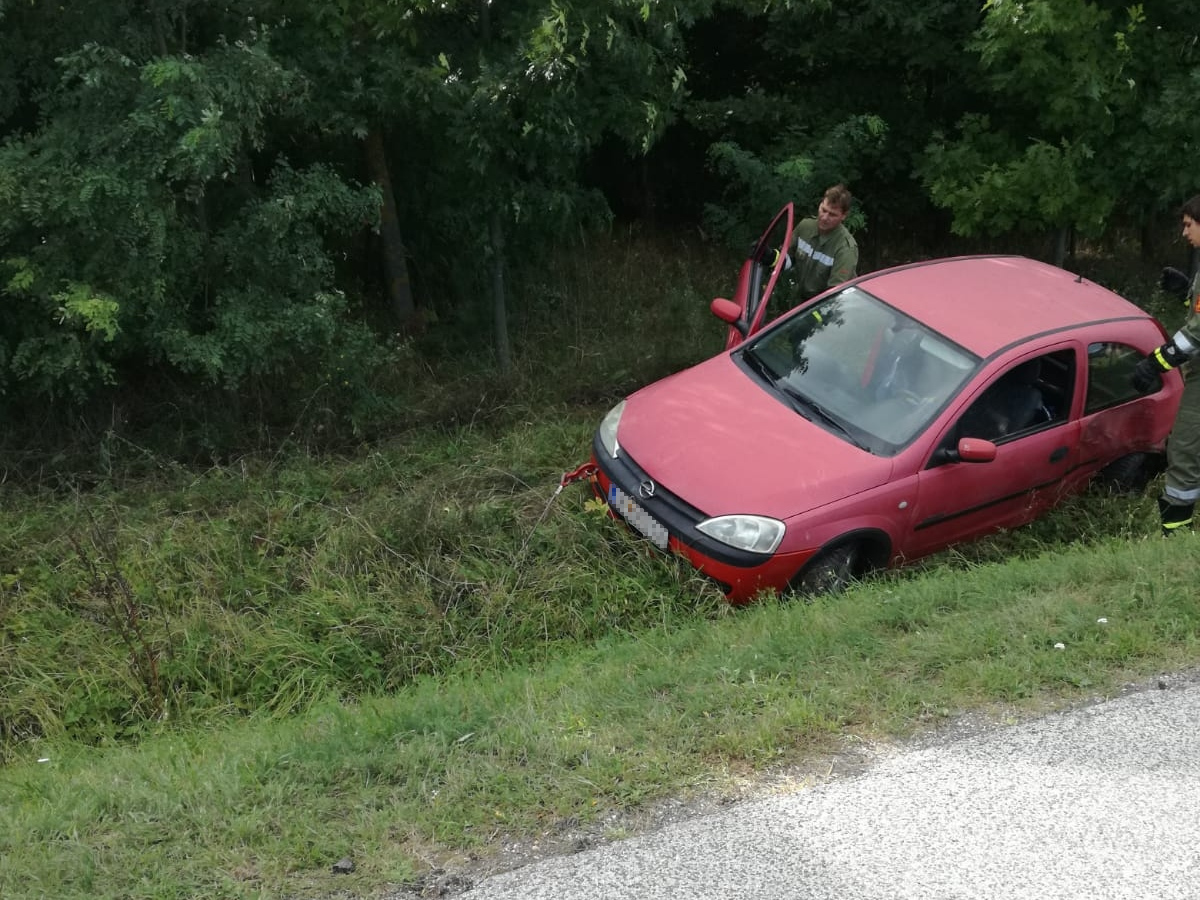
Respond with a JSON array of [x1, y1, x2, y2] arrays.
[[362, 129, 416, 325], [479, 0, 510, 371], [489, 209, 512, 374], [1140, 211, 1155, 262], [1052, 226, 1069, 268]]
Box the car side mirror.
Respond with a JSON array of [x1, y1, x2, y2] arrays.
[[935, 437, 998, 465], [710, 297, 741, 325], [955, 437, 998, 464]]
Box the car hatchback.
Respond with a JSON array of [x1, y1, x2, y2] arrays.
[[590, 204, 1183, 602]]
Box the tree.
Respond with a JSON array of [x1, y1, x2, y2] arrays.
[[919, 0, 1200, 262], [0, 0, 723, 409], [253, 0, 432, 328], [341, 0, 708, 371], [663, 0, 983, 258], [0, 4, 382, 408]]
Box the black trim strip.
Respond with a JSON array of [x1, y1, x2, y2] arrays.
[[979, 318, 1148, 365], [916, 444, 1120, 530], [914, 467, 1088, 531]]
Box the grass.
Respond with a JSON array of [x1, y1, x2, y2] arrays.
[[1, 413, 721, 746], [3, 528, 1198, 899], [2, 224, 1197, 898]]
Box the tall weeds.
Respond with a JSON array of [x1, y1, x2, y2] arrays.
[[68, 524, 171, 721], [0, 227, 1172, 757]]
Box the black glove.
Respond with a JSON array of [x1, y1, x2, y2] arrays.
[[1131, 355, 1163, 392], [1160, 266, 1190, 300], [1131, 339, 1188, 392]]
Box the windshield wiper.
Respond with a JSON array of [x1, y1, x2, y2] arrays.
[[741, 349, 869, 451], [740, 347, 779, 384], [776, 383, 870, 451]]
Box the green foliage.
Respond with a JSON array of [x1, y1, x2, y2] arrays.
[[0, 261, 123, 398], [3, 529, 1198, 898], [680, 1, 982, 252], [973, 0, 1139, 134], [2, 0, 1198, 431], [703, 113, 886, 248], [386, 0, 705, 281], [162, 162, 383, 386], [0, 225, 735, 751], [1117, 16, 1200, 206], [0, 17, 384, 408], [920, 0, 1198, 238], [922, 116, 1112, 236], [0, 428, 715, 750]]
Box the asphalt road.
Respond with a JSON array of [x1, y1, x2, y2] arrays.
[[461, 677, 1200, 900]]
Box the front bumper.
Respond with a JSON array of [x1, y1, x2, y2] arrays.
[[590, 433, 816, 602]]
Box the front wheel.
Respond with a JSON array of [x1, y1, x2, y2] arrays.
[[791, 541, 869, 597]]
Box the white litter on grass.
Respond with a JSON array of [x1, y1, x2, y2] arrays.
[[1054, 643, 1066, 650], [37, 758, 50, 763], [1097, 618, 1108, 624]]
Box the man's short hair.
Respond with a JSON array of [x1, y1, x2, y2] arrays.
[[824, 184, 853, 214], [1182, 194, 1200, 222]]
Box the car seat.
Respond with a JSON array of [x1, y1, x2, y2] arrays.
[[961, 359, 1049, 441], [994, 359, 1049, 432]]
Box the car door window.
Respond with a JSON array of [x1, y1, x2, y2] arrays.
[[744, 206, 796, 334], [720, 205, 796, 350], [1085, 342, 1144, 413], [950, 349, 1074, 446]]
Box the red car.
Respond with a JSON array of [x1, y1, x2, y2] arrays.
[[590, 204, 1184, 602]]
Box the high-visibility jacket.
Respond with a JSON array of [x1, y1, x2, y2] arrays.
[[1163, 273, 1200, 505]]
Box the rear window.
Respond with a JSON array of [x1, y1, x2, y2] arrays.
[[1085, 343, 1144, 414]]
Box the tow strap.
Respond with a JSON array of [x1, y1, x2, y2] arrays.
[[511, 462, 599, 586], [558, 461, 598, 491]]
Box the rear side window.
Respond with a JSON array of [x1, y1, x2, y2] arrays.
[[1085, 343, 1143, 414]]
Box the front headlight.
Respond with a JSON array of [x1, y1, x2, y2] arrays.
[[696, 515, 785, 554], [597, 400, 625, 459]]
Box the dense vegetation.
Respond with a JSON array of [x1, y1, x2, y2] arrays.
[[0, 232, 738, 753], [2, 0, 1198, 445]]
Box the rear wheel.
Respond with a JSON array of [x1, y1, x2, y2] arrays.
[[791, 541, 869, 597], [1094, 452, 1158, 495]]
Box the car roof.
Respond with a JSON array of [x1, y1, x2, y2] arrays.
[[853, 256, 1150, 358]]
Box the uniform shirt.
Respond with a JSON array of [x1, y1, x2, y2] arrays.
[[1180, 272, 1200, 361], [790, 216, 858, 301], [1162, 269, 1200, 504]]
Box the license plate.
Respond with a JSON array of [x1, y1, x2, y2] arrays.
[[608, 484, 669, 550]]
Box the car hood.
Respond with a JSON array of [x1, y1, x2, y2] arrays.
[[617, 354, 894, 519]]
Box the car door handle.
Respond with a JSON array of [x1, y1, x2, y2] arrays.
[[1048, 446, 1068, 463]]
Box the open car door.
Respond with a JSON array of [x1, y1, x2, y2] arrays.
[[711, 203, 795, 351]]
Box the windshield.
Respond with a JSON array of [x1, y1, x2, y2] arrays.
[[740, 286, 979, 455]]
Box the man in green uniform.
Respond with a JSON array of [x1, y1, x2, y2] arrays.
[[788, 184, 859, 302], [1132, 193, 1200, 534]]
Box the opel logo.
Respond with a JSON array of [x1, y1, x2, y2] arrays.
[[638, 480, 656, 500]]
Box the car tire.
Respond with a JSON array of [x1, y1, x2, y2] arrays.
[[791, 541, 868, 597], [1094, 452, 1158, 495]]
